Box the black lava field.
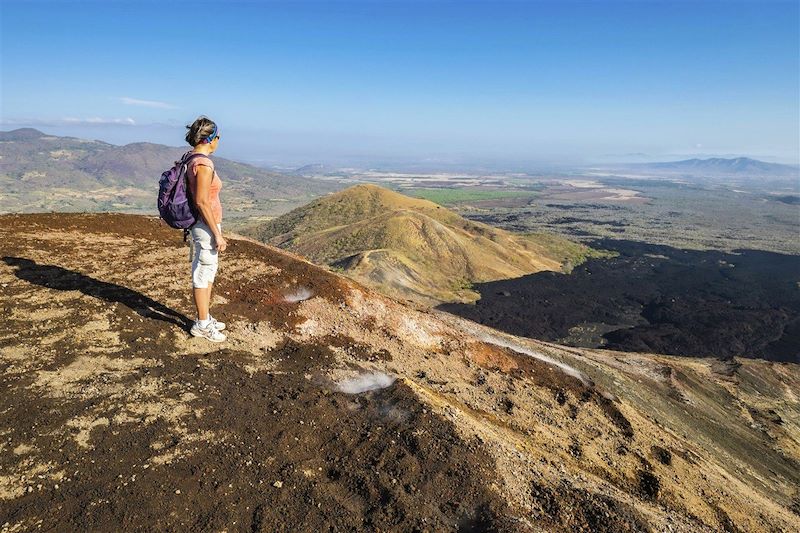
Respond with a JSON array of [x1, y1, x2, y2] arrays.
[[437, 240, 800, 362]]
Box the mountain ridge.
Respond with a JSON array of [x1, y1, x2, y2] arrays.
[[632, 156, 799, 176], [0, 128, 343, 216]]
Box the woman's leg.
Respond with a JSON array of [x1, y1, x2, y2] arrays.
[[194, 286, 210, 321], [208, 224, 220, 315], [206, 224, 221, 318], [190, 221, 217, 323]]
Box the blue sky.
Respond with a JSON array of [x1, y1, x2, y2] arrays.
[[2, 0, 798, 167]]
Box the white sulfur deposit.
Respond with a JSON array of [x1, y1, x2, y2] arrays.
[[284, 287, 313, 302], [337, 372, 395, 394], [478, 332, 590, 385]]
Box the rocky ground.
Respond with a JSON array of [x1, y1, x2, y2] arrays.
[[1, 213, 798, 532]]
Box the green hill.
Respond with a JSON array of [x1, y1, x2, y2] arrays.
[[242, 184, 600, 304]]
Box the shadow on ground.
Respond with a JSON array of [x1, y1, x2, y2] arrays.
[[2, 256, 191, 329]]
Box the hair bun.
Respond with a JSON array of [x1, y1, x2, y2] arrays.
[[185, 116, 217, 147]]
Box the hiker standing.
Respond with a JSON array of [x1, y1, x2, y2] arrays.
[[185, 116, 227, 342]]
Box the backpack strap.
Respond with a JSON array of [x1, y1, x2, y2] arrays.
[[183, 152, 214, 183], [181, 153, 214, 242]]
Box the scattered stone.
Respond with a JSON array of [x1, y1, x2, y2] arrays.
[[637, 470, 660, 500], [652, 446, 672, 466], [555, 389, 567, 406], [501, 397, 515, 414], [568, 442, 582, 458]]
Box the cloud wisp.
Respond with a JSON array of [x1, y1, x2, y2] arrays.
[[117, 96, 176, 109], [63, 117, 136, 125], [0, 117, 137, 127]]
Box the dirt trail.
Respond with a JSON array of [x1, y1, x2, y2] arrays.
[[1, 213, 799, 532]]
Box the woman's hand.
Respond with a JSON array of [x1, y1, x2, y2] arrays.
[[215, 234, 228, 252]]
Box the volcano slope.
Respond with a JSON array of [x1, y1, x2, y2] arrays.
[[1, 213, 799, 532], [240, 184, 597, 306]]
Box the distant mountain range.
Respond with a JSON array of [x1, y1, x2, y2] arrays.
[[293, 163, 342, 176], [240, 183, 600, 305], [0, 128, 343, 216], [612, 157, 799, 178]]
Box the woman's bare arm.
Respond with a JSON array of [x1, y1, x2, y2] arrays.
[[194, 164, 227, 252]]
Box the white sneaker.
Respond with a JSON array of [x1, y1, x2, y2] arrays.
[[209, 315, 226, 331], [190, 321, 227, 342]]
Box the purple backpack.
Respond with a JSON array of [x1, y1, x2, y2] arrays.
[[157, 152, 210, 230]]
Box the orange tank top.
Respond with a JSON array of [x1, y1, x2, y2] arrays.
[[186, 153, 223, 225]]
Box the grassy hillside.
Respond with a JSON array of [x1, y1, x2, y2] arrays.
[[242, 184, 600, 304], [253, 182, 452, 238]]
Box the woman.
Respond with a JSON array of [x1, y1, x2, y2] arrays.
[[185, 116, 228, 342]]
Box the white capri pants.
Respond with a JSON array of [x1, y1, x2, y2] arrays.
[[189, 220, 221, 289]]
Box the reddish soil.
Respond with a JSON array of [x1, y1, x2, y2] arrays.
[[0, 213, 526, 531], [2, 213, 798, 533], [0, 342, 518, 531]]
